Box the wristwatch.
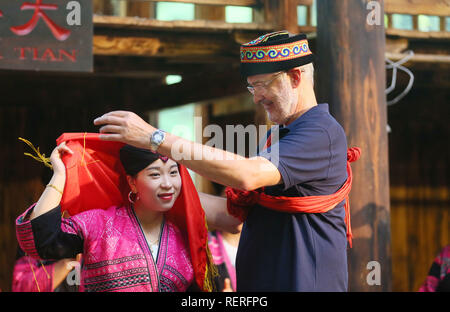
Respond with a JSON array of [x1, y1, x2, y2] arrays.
[[150, 129, 166, 152]]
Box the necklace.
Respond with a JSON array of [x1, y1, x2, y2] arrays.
[[133, 206, 163, 246], [147, 225, 162, 246]]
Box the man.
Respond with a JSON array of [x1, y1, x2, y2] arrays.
[[94, 31, 352, 291]]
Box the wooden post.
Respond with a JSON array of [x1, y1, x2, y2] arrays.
[[127, 1, 153, 19], [278, 0, 299, 33], [439, 16, 446, 32], [386, 13, 392, 29], [316, 0, 392, 291], [412, 15, 419, 31], [93, 0, 114, 15], [255, 0, 298, 32], [195, 4, 225, 21]]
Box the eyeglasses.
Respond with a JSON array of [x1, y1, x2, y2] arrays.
[[247, 71, 285, 95]]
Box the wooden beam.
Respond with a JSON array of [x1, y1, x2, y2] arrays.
[[145, 0, 258, 6], [93, 34, 239, 59], [316, 0, 391, 292], [385, 38, 409, 53], [93, 16, 275, 60], [94, 15, 272, 32], [386, 28, 450, 39], [296, 0, 313, 5], [386, 52, 450, 63], [385, 0, 450, 16], [296, 25, 317, 34]]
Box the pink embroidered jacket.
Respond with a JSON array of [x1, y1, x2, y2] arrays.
[[16, 204, 194, 292]]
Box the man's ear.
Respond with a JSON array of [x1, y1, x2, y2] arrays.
[[288, 68, 302, 88], [126, 175, 137, 193]]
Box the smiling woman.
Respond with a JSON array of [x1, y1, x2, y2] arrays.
[[15, 134, 216, 292], [120, 145, 183, 259]]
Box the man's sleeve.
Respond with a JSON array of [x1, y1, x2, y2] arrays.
[[259, 125, 332, 190]]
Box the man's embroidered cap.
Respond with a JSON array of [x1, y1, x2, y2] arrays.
[[240, 31, 314, 78]]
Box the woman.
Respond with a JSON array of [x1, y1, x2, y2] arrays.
[[16, 139, 213, 292]]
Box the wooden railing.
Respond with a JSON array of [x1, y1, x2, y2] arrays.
[[93, 0, 314, 33], [144, 0, 259, 5], [385, 0, 450, 38], [93, 0, 450, 38]]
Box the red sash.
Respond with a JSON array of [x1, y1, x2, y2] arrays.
[[226, 147, 361, 248]]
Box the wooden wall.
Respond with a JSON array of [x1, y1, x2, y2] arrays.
[[388, 83, 449, 292]]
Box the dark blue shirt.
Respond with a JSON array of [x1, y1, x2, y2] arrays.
[[236, 104, 349, 291]]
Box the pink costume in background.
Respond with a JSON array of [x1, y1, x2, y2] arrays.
[[208, 231, 236, 291], [12, 256, 53, 292], [16, 204, 194, 292], [419, 245, 450, 292]]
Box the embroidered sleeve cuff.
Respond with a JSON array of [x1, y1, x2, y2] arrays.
[[17, 204, 83, 261], [16, 204, 40, 259]]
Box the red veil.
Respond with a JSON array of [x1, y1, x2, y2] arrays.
[[56, 133, 215, 291]]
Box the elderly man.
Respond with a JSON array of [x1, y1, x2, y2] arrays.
[[94, 31, 355, 291]]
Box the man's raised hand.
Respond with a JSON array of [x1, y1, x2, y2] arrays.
[[94, 111, 156, 150]]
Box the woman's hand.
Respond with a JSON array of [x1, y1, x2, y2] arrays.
[[52, 253, 82, 290], [50, 142, 73, 176], [222, 278, 233, 292], [30, 143, 73, 220]]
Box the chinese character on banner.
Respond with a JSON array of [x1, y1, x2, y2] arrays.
[[10, 0, 71, 41]]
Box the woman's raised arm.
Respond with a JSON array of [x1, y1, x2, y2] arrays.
[[30, 142, 73, 220]]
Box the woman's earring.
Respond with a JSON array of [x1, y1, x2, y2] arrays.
[[128, 191, 139, 204]]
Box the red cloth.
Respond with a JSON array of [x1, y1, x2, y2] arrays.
[[56, 133, 128, 215], [226, 147, 361, 248], [56, 133, 213, 291], [167, 164, 212, 291]]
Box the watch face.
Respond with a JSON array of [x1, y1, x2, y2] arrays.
[[154, 132, 163, 142], [153, 130, 165, 145]]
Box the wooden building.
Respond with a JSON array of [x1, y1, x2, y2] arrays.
[[0, 0, 448, 292]]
